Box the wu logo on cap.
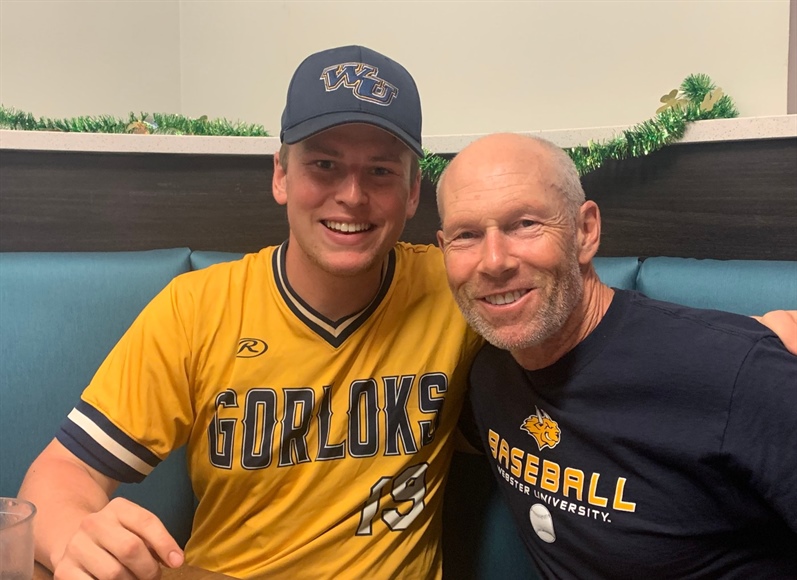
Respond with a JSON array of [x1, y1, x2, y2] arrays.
[[320, 62, 398, 106]]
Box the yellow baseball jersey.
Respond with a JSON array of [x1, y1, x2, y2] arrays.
[[57, 242, 482, 579]]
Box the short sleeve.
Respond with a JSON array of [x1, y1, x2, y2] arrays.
[[722, 336, 797, 532]]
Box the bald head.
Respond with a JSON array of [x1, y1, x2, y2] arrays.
[[436, 133, 584, 223]]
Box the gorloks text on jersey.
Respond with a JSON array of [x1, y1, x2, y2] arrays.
[[207, 373, 448, 468]]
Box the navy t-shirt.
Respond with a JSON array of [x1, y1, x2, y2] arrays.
[[465, 289, 797, 579]]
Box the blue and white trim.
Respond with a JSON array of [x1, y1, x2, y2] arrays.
[[56, 400, 162, 483]]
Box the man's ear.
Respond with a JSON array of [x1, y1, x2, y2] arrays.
[[272, 152, 288, 206], [405, 168, 422, 219], [436, 230, 446, 252], [577, 200, 601, 265]]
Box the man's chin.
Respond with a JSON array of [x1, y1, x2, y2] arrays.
[[466, 310, 558, 351], [318, 253, 381, 278], [465, 315, 525, 350], [483, 329, 540, 351]]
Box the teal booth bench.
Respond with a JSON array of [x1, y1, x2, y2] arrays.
[[1, 250, 795, 579]]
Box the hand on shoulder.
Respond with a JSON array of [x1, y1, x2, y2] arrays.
[[753, 310, 797, 354]]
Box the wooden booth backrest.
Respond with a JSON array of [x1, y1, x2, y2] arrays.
[[1, 136, 795, 260]]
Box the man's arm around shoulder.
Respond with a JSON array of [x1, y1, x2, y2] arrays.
[[18, 439, 184, 579], [754, 310, 797, 354]]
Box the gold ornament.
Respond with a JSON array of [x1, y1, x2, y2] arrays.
[[126, 121, 149, 134], [656, 89, 688, 114], [700, 88, 724, 112]]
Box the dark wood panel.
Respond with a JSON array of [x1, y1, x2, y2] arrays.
[[1, 138, 795, 259], [583, 138, 797, 260], [0, 151, 279, 252]]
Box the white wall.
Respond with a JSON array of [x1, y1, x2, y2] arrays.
[[1, 0, 791, 136], [0, 0, 182, 120]]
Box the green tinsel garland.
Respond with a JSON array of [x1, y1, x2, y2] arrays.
[[565, 73, 737, 176], [420, 73, 738, 179], [420, 73, 738, 180], [0, 73, 737, 180], [0, 109, 270, 137]]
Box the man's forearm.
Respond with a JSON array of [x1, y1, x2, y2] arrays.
[[18, 439, 117, 570]]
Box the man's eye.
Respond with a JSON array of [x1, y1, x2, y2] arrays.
[[454, 231, 477, 241], [372, 167, 393, 176], [519, 219, 537, 228], [314, 160, 334, 170]]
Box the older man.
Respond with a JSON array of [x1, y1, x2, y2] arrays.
[[436, 133, 797, 577]]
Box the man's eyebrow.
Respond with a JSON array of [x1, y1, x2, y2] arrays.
[[302, 143, 340, 157], [441, 214, 474, 232], [369, 153, 404, 164], [300, 145, 402, 164]]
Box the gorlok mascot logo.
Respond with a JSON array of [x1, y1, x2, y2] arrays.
[[521, 407, 561, 450], [320, 62, 399, 106]]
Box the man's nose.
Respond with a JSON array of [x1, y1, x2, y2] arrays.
[[477, 230, 518, 277], [335, 174, 368, 206]]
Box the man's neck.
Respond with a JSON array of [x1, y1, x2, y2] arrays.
[[511, 270, 614, 371], [283, 245, 386, 321]]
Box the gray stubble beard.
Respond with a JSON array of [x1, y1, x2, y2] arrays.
[[455, 245, 584, 353]]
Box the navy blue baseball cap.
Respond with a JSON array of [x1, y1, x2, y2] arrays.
[[280, 45, 423, 157]]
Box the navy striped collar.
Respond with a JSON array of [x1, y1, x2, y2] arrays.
[[272, 241, 396, 348]]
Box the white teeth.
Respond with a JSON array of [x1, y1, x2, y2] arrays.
[[484, 290, 526, 306], [324, 221, 371, 233]]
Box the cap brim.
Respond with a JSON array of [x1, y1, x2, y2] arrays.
[[282, 112, 423, 158]]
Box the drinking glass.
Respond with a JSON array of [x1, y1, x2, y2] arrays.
[[0, 497, 36, 580]]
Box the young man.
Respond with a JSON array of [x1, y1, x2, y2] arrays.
[[436, 133, 797, 577], [19, 45, 482, 579]]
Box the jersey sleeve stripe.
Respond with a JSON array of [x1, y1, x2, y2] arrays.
[[56, 424, 149, 483], [66, 407, 158, 473], [72, 400, 162, 465], [54, 401, 162, 482]]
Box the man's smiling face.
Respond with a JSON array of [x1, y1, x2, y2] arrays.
[[273, 123, 420, 280], [437, 135, 584, 352]]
